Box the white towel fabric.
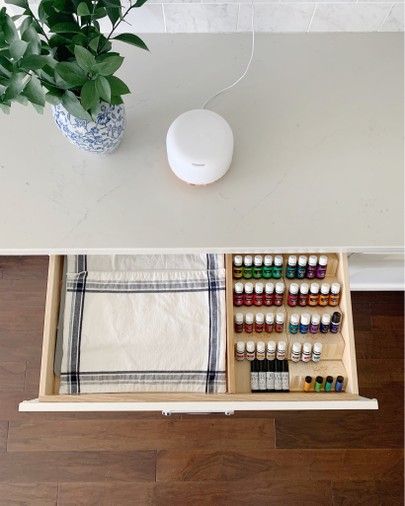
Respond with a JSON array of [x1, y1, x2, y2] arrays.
[[59, 255, 226, 394]]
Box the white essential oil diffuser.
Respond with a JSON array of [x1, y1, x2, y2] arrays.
[[166, 109, 234, 185]]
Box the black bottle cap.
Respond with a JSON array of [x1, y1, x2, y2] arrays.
[[305, 375, 312, 383], [336, 375, 344, 383], [315, 375, 323, 383], [326, 376, 333, 383], [332, 312, 341, 323]]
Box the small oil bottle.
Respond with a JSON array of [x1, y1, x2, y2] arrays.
[[276, 340, 287, 360], [312, 342, 322, 362], [314, 376, 323, 392], [329, 282, 341, 306], [243, 255, 253, 279], [301, 342, 312, 362], [246, 341, 256, 361], [255, 313, 265, 333], [256, 340, 266, 360], [296, 255, 308, 279], [274, 282, 285, 306], [265, 312, 275, 333], [250, 359, 259, 392], [290, 342, 302, 362], [235, 341, 245, 361], [320, 313, 331, 333], [244, 313, 254, 333], [272, 255, 283, 279], [233, 282, 244, 306], [306, 255, 318, 279], [264, 282, 274, 306], [300, 313, 310, 334], [266, 359, 275, 391], [262, 255, 273, 279], [281, 360, 290, 392], [234, 312, 244, 333], [233, 255, 243, 279], [253, 255, 263, 279], [324, 375, 333, 392], [308, 283, 320, 306], [253, 282, 264, 306], [287, 283, 299, 307], [289, 313, 300, 334], [285, 255, 297, 279], [274, 360, 282, 391], [316, 255, 328, 279], [303, 375, 312, 392], [258, 358, 267, 392], [298, 283, 309, 306], [275, 313, 285, 333], [266, 340, 276, 360], [310, 313, 320, 334], [319, 283, 330, 306], [335, 375, 344, 392], [330, 312, 342, 333], [244, 282, 254, 306]]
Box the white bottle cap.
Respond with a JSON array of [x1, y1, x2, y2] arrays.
[[289, 283, 299, 294], [311, 313, 321, 324], [234, 282, 244, 294], [267, 340, 276, 351], [265, 312, 275, 323], [301, 313, 310, 325], [264, 255, 273, 266], [298, 255, 307, 266], [320, 283, 330, 294], [245, 312, 254, 324], [318, 255, 328, 266], [290, 313, 300, 325], [303, 342, 312, 353], [310, 282, 320, 294], [265, 282, 274, 294], [234, 255, 243, 266], [255, 312, 265, 324], [313, 342, 323, 353], [275, 282, 285, 294], [244, 255, 253, 266], [274, 255, 283, 266], [288, 255, 297, 266], [235, 312, 244, 324], [277, 340, 286, 351], [292, 342, 302, 353], [236, 341, 245, 352], [308, 255, 318, 266], [246, 341, 255, 352], [300, 283, 309, 294], [321, 313, 331, 324], [257, 341, 265, 353], [244, 282, 254, 294], [331, 282, 341, 294], [275, 312, 285, 324], [254, 255, 263, 266], [255, 282, 264, 294]]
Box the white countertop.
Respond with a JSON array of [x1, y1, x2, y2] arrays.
[[0, 33, 403, 254]]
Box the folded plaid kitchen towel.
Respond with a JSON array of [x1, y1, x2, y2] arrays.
[[59, 255, 227, 394]]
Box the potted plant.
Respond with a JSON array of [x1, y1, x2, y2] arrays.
[[0, 0, 148, 153]]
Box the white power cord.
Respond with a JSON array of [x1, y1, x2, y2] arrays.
[[201, 4, 255, 110]]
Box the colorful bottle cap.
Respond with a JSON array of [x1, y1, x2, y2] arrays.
[[331, 311, 341, 323]]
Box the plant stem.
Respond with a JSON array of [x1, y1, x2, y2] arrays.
[[26, 7, 50, 43], [106, 1, 133, 40]]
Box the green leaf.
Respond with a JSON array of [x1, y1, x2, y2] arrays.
[[74, 45, 95, 72], [0, 55, 13, 76], [93, 7, 106, 19], [55, 61, 87, 87], [88, 36, 100, 52], [110, 94, 123, 105], [22, 74, 45, 106], [95, 75, 110, 102], [112, 32, 148, 51], [3, 72, 26, 100], [106, 75, 129, 95], [1, 13, 18, 42], [51, 21, 81, 33], [102, 0, 121, 25], [4, 0, 28, 9], [76, 2, 91, 16], [80, 79, 98, 110], [9, 39, 27, 60], [45, 90, 63, 105], [92, 55, 123, 76], [133, 0, 148, 7], [20, 54, 56, 70], [61, 90, 92, 120]]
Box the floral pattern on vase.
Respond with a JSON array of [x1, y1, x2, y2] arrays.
[[52, 102, 126, 154]]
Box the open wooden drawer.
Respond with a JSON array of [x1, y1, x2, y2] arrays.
[[19, 253, 378, 413]]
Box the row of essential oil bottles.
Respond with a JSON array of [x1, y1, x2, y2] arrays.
[[304, 375, 344, 393], [234, 311, 341, 334], [236, 340, 322, 363], [233, 254, 329, 280], [233, 281, 341, 307], [251, 359, 289, 393]]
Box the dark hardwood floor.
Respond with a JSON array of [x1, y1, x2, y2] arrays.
[[0, 256, 403, 505]]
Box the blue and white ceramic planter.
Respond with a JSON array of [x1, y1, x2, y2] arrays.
[[52, 102, 126, 154]]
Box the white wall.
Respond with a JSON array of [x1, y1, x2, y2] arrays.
[[1, 0, 403, 33]]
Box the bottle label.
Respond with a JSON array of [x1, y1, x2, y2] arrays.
[[282, 372, 289, 391], [266, 371, 275, 390], [274, 372, 282, 391], [259, 372, 267, 391], [251, 372, 259, 391]]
